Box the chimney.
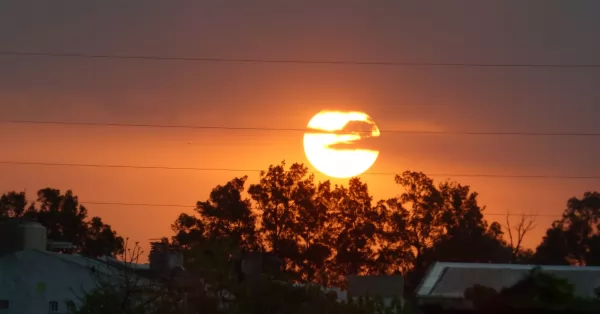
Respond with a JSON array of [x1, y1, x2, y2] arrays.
[[18, 221, 48, 251], [0, 220, 48, 255]]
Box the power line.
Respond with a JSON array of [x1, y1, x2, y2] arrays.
[[80, 200, 558, 218], [20, 196, 559, 218], [2, 50, 600, 69], [2, 119, 599, 137], [84, 201, 192, 208], [2, 160, 599, 180]]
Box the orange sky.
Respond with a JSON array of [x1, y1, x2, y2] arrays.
[[1, 1, 599, 259], [0, 122, 594, 258]]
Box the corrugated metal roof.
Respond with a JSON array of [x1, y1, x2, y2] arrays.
[[417, 262, 600, 299], [431, 268, 600, 298]]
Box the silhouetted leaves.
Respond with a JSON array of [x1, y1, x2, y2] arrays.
[[328, 178, 381, 284], [534, 192, 600, 266], [171, 161, 516, 290], [196, 176, 258, 251], [0, 188, 124, 257], [171, 213, 205, 249], [82, 217, 124, 257], [248, 161, 315, 273], [0, 191, 33, 218], [19, 159, 594, 313]]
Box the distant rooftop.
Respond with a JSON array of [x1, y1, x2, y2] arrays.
[[417, 262, 600, 300], [97, 255, 150, 270]]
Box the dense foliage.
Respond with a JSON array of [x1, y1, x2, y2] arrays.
[[2, 160, 600, 313], [171, 161, 524, 288], [0, 188, 123, 257]]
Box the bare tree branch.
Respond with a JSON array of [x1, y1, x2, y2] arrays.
[[504, 213, 537, 263], [505, 213, 514, 251]]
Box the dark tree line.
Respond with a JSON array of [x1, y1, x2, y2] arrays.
[[534, 191, 600, 266], [0, 188, 124, 257], [2, 161, 599, 289], [169, 161, 600, 288], [172, 161, 509, 287]]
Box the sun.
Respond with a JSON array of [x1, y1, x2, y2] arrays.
[[303, 110, 380, 178]]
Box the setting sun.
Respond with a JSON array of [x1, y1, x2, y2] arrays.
[[303, 110, 380, 178]]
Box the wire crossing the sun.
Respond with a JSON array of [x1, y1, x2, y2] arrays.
[[1, 160, 599, 180], [78, 200, 556, 218], [2, 51, 600, 68], [2, 119, 599, 137]]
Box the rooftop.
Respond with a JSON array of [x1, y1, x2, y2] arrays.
[[417, 262, 600, 300]]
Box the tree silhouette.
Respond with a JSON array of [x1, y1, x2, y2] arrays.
[[292, 179, 333, 283], [430, 181, 511, 264], [370, 198, 413, 276], [171, 176, 262, 286], [168, 163, 519, 289], [534, 191, 600, 266], [390, 171, 445, 272], [384, 171, 512, 289], [247, 161, 314, 273], [165, 160, 600, 296], [171, 213, 205, 249], [327, 178, 382, 285], [505, 213, 537, 263], [82, 217, 125, 258], [36, 188, 89, 248], [195, 176, 259, 251], [0, 191, 34, 219], [8, 160, 600, 311], [0, 188, 124, 257]]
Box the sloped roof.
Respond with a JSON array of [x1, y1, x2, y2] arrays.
[[417, 262, 600, 299], [1, 249, 152, 281], [3, 250, 120, 280]]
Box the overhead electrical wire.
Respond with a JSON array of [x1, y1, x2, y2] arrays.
[[1, 160, 598, 180], [2, 119, 599, 137], [2, 52, 595, 218], [2, 50, 600, 69], [79, 200, 556, 218], [1, 52, 591, 220]]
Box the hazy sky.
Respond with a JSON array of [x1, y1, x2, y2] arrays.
[[1, 1, 599, 256]]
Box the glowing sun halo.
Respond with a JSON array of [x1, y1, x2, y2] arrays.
[[303, 110, 380, 178]]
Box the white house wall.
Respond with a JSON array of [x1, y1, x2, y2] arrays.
[[0, 250, 100, 314]]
